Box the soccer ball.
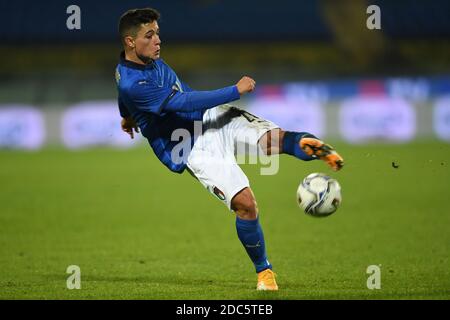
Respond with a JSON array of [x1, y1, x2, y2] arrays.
[[296, 173, 342, 217]]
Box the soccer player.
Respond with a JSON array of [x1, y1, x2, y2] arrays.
[[116, 8, 344, 291]]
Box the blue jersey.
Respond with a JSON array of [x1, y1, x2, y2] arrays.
[[116, 52, 240, 173]]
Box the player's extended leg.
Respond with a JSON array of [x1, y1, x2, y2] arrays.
[[259, 129, 344, 171], [231, 187, 278, 291]]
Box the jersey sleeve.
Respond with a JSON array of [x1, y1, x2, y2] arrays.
[[128, 81, 240, 114], [162, 85, 240, 113]]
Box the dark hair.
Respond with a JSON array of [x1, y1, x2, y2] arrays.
[[118, 8, 160, 40]]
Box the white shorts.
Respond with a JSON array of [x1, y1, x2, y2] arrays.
[[186, 104, 279, 210]]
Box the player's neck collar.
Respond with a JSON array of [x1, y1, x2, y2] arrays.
[[120, 51, 155, 70]]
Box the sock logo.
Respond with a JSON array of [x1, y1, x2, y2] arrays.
[[245, 240, 261, 248]]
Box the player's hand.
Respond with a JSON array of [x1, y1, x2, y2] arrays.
[[121, 117, 139, 139], [236, 76, 256, 95]]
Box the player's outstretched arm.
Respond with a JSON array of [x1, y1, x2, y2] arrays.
[[127, 76, 256, 115], [163, 76, 256, 113]]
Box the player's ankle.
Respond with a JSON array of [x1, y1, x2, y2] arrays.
[[281, 131, 317, 161]]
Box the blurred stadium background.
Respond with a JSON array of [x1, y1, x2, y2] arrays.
[[1, 0, 450, 299], [1, 0, 450, 148]]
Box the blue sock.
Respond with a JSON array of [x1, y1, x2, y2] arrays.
[[236, 216, 272, 273], [282, 131, 317, 161]]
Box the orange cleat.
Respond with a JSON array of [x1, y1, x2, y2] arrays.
[[300, 138, 344, 171], [256, 269, 278, 291]]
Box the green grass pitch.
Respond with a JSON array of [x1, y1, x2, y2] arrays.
[[0, 142, 449, 299]]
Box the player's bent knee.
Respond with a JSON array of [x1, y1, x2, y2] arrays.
[[258, 129, 285, 156], [235, 205, 258, 220], [231, 188, 259, 220]]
